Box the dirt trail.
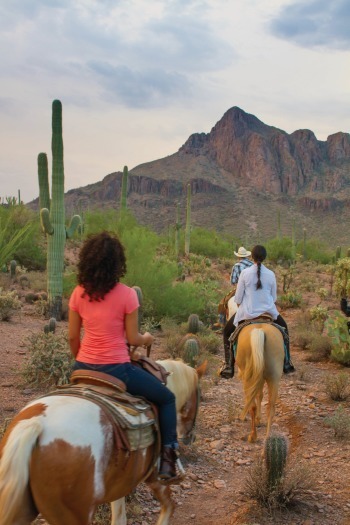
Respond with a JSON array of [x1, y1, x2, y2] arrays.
[[1, 309, 350, 525]]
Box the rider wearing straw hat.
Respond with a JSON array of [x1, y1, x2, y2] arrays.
[[220, 247, 253, 379]]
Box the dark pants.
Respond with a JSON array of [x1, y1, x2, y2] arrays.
[[223, 314, 290, 363], [73, 361, 178, 447]]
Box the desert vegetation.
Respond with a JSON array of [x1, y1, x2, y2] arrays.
[[1, 193, 350, 524]]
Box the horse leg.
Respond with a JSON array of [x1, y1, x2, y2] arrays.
[[248, 403, 257, 443], [110, 498, 127, 525], [146, 475, 175, 525], [266, 382, 279, 437], [255, 388, 264, 426]]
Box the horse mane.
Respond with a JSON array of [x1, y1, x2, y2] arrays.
[[157, 359, 198, 412]]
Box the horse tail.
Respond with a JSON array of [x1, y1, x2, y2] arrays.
[[242, 328, 265, 417], [0, 417, 43, 525]]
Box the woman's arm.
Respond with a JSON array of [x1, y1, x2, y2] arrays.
[[125, 309, 154, 347], [235, 273, 245, 305], [68, 309, 82, 358]]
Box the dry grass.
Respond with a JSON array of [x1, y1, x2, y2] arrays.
[[324, 372, 350, 401], [244, 454, 316, 512]]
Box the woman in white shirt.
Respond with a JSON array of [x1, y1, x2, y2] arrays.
[[234, 245, 295, 374]]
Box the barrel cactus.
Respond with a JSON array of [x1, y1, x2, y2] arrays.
[[183, 338, 200, 367], [264, 433, 289, 489], [44, 317, 57, 334], [188, 313, 203, 334], [38, 100, 81, 320], [10, 260, 17, 279]]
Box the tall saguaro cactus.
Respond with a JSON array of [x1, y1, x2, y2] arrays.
[[185, 183, 191, 256], [120, 165, 128, 215], [38, 100, 81, 320]]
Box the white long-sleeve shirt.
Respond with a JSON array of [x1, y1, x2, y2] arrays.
[[234, 263, 279, 326]]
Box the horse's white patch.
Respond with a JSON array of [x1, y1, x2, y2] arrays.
[[26, 396, 106, 497]]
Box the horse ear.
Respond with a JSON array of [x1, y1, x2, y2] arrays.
[[196, 359, 207, 379]]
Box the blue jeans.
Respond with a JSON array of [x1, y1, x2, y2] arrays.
[[73, 361, 178, 447]]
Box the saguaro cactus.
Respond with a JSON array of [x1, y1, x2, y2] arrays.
[[185, 183, 191, 256], [38, 100, 81, 320], [174, 202, 181, 257], [120, 165, 128, 214]]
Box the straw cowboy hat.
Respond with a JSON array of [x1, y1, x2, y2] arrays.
[[234, 246, 251, 258]]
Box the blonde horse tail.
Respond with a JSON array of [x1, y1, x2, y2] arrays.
[[0, 417, 43, 525], [242, 328, 265, 417]]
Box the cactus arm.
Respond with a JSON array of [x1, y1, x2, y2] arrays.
[[38, 152, 50, 211], [66, 215, 81, 239], [40, 208, 54, 235]]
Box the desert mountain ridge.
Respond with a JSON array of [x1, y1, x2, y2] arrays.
[[33, 106, 350, 246]]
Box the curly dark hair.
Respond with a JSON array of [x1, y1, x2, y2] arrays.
[[77, 231, 127, 301]]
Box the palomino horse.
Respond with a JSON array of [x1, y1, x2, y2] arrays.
[[235, 323, 284, 443], [0, 358, 207, 525]]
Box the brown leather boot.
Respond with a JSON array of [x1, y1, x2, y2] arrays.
[[159, 447, 178, 482]]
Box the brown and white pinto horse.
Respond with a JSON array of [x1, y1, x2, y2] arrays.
[[235, 324, 284, 443], [0, 359, 207, 525]]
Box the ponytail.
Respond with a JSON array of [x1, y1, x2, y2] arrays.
[[256, 262, 262, 290]]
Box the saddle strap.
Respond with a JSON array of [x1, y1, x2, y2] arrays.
[[131, 356, 170, 385]]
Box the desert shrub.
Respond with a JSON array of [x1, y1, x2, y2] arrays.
[[198, 330, 221, 355], [296, 239, 332, 264], [324, 372, 350, 401], [21, 330, 74, 386], [325, 311, 350, 365], [0, 289, 21, 320], [334, 257, 350, 298], [245, 453, 315, 510], [62, 272, 78, 298], [308, 305, 328, 334], [265, 237, 293, 264], [307, 334, 332, 361], [324, 406, 350, 439], [277, 292, 302, 309], [309, 305, 328, 322], [188, 227, 233, 258]]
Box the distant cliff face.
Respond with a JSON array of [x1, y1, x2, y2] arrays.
[[179, 107, 350, 197], [59, 106, 350, 244]]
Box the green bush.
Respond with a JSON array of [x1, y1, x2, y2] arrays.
[[265, 237, 293, 264], [325, 311, 350, 365], [188, 228, 234, 258], [277, 292, 303, 309]]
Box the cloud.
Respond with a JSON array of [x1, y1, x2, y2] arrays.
[[88, 62, 190, 108], [270, 0, 350, 50]]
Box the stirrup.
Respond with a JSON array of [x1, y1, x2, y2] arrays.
[[219, 364, 234, 379]]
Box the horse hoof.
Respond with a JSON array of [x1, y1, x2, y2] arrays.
[[248, 434, 257, 443]]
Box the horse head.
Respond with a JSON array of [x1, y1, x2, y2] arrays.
[[177, 359, 207, 445]]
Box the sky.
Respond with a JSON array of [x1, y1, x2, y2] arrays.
[[0, 0, 349, 203]]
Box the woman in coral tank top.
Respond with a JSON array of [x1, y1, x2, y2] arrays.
[[68, 231, 180, 482]]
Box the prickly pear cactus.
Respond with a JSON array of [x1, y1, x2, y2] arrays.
[[38, 100, 81, 320], [264, 433, 289, 489], [183, 338, 200, 367]]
